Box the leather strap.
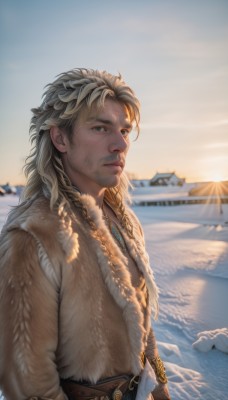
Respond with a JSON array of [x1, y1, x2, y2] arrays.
[[61, 375, 138, 400]]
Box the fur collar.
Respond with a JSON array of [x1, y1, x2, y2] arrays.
[[76, 194, 159, 374]]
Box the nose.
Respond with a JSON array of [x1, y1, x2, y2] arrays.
[[108, 131, 129, 153]]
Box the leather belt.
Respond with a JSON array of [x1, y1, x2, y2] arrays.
[[61, 374, 139, 400]]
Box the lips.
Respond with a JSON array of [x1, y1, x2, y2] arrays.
[[104, 161, 125, 168]]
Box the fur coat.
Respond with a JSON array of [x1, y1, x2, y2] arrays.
[[0, 194, 158, 400]]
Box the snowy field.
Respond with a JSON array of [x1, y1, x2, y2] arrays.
[[0, 189, 228, 399]]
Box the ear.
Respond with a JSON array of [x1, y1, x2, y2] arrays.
[[50, 126, 68, 153]]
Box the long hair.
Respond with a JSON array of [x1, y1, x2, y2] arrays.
[[21, 68, 140, 236]]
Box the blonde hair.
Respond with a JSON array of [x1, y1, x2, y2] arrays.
[[21, 68, 140, 236]]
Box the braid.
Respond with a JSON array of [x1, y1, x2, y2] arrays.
[[104, 187, 134, 239], [51, 159, 97, 232]]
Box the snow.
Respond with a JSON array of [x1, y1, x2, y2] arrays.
[[0, 191, 228, 399], [131, 183, 195, 201], [192, 328, 228, 353]]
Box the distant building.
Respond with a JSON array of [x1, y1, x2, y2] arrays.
[[149, 172, 185, 186], [0, 186, 6, 196], [131, 179, 150, 188], [1, 183, 17, 194]]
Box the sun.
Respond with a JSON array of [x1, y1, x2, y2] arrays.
[[213, 176, 222, 183], [210, 173, 225, 183]]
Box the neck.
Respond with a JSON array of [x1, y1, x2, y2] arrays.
[[95, 190, 106, 208], [72, 184, 106, 208]]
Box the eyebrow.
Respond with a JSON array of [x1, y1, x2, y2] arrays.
[[87, 117, 133, 130]]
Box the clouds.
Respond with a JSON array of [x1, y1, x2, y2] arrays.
[[0, 0, 227, 183], [141, 119, 228, 131]]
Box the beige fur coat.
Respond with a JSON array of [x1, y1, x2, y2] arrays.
[[0, 194, 158, 400]]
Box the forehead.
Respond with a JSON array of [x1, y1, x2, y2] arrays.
[[80, 99, 132, 125]]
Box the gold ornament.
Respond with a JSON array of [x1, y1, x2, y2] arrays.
[[149, 355, 168, 384], [112, 388, 123, 400]]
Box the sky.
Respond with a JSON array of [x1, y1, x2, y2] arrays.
[[0, 0, 228, 184]]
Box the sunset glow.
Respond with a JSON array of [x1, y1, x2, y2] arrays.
[[0, 1, 227, 185], [211, 174, 226, 183]]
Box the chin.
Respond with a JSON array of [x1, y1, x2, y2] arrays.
[[103, 176, 121, 188]]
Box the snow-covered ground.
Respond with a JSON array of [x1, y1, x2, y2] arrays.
[[0, 189, 228, 399], [132, 187, 228, 400]]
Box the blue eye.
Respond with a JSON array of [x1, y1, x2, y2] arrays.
[[93, 126, 107, 133]]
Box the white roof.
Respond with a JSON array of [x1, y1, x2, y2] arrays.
[[150, 172, 176, 181]]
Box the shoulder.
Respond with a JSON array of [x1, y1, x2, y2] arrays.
[[2, 196, 59, 238], [1, 196, 63, 267], [0, 196, 69, 289]]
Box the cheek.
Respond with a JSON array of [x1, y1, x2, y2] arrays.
[[83, 156, 93, 168], [82, 152, 98, 171], [125, 141, 130, 153]]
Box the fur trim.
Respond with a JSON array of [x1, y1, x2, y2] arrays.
[[78, 195, 154, 373]]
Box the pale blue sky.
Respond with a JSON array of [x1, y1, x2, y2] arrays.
[[0, 0, 227, 184]]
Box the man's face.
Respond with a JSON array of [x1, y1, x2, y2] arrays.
[[60, 98, 132, 196]]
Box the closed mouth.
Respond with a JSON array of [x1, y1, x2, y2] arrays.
[[104, 161, 124, 168]]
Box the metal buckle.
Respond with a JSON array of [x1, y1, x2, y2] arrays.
[[128, 375, 140, 391]]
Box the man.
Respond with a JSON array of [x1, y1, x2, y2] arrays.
[[0, 68, 171, 400]]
